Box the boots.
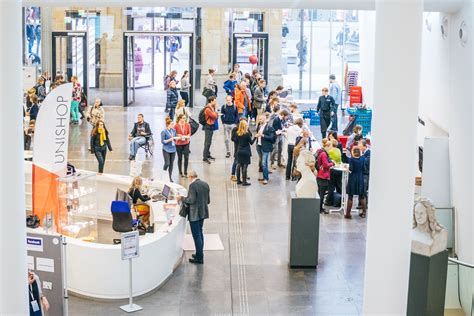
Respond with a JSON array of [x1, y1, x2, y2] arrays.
[[359, 198, 367, 218], [345, 199, 353, 219], [242, 165, 251, 186]]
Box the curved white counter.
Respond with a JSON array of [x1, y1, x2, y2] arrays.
[[67, 216, 185, 299], [25, 161, 188, 299]]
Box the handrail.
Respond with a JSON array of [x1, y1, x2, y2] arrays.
[[448, 257, 474, 269]]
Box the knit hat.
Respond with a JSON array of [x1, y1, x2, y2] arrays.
[[329, 74, 336, 80]]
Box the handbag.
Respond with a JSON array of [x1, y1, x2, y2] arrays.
[[179, 202, 189, 218], [189, 117, 199, 136]]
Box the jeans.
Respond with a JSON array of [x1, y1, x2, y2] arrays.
[[231, 159, 237, 176], [256, 145, 263, 173], [317, 178, 329, 212], [271, 135, 284, 166], [223, 124, 235, 153], [331, 104, 339, 131], [189, 219, 204, 261], [130, 136, 147, 156], [168, 107, 175, 121], [176, 144, 190, 175], [262, 151, 270, 180], [203, 126, 213, 159], [71, 101, 80, 122], [162, 150, 176, 181], [180, 91, 189, 106], [286, 144, 295, 179], [94, 147, 107, 173]]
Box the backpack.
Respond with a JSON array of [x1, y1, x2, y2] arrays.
[[189, 117, 199, 135], [198, 107, 208, 126]]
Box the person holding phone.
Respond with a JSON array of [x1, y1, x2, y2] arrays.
[[175, 114, 191, 177], [161, 117, 178, 182]]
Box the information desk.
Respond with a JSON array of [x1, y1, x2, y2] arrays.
[[25, 161, 187, 299], [66, 214, 185, 299]]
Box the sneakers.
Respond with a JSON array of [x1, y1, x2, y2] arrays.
[[231, 175, 237, 182], [262, 180, 268, 185]]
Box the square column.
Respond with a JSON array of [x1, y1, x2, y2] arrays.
[[363, 0, 423, 314], [0, 0, 28, 314]]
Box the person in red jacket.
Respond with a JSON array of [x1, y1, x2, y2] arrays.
[[175, 114, 191, 177], [203, 96, 219, 163], [316, 138, 335, 214]]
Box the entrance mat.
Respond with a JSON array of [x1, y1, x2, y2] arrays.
[[182, 234, 224, 251]]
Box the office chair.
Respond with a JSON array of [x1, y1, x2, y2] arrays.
[[111, 200, 140, 244]]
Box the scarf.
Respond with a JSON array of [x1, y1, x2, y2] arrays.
[[98, 127, 107, 146]]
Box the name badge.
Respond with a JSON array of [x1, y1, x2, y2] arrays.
[[31, 300, 40, 312]]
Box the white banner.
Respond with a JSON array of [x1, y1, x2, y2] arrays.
[[33, 83, 72, 176]]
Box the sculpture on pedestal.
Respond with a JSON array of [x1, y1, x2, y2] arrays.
[[295, 149, 318, 198], [411, 197, 448, 256]]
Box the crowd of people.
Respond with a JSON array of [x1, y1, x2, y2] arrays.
[[23, 64, 371, 219]]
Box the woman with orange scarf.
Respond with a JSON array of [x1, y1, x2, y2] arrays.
[[90, 120, 113, 174]]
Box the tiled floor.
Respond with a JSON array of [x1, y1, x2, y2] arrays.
[[67, 105, 366, 315]]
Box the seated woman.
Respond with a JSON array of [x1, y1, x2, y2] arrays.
[[128, 177, 151, 228]]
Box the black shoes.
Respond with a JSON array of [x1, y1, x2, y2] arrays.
[[242, 182, 251, 186], [129, 155, 135, 161], [208, 156, 216, 160], [203, 159, 211, 164], [226, 152, 231, 158], [189, 257, 203, 264]]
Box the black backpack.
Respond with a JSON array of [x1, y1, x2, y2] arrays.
[[198, 107, 208, 126]]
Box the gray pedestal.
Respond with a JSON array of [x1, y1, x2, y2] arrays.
[[407, 250, 448, 316], [289, 192, 320, 268]]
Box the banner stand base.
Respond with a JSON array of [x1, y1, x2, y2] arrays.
[[120, 304, 143, 313]]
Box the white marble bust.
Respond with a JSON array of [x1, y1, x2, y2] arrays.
[[411, 197, 448, 256], [295, 149, 318, 198]]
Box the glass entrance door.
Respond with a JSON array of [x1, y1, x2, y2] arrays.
[[123, 32, 194, 107], [52, 32, 88, 89], [232, 33, 268, 81]]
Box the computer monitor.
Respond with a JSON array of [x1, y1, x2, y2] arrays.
[[161, 185, 171, 200]]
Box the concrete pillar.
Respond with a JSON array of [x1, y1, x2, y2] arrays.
[[200, 8, 229, 90], [363, 1, 423, 315], [0, 0, 28, 314], [267, 9, 283, 88], [358, 10, 375, 107]]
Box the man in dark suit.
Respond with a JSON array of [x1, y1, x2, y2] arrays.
[[316, 87, 336, 138], [179, 171, 210, 264], [255, 112, 276, 185], [128, 113, 152, 160]]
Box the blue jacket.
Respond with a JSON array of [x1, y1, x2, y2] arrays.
[[223, 80, 237, 95], [167, 88, 179, 108], [161, 128, 177, 153], [221, 104, 239, 125], [256, 123, 276, 152]]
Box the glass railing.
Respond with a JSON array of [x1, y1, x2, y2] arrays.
[[445, 257, 473, 316]]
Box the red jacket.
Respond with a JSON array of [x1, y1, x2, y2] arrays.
[[205, 106, 218, 125], [316, 149, 334, 180], [174, 122, 191, 145]]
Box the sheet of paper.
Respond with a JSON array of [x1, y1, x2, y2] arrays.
[[36, 257, 54, 273]]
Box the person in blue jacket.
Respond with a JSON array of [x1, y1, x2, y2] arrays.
[[221, 95, 239, 158], [223, 73, 238, 96], [166, 80, 179, 120], [161, 116, 177, 182]]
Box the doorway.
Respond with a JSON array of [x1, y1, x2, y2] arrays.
[[232, 32, 268, 82], [123, 32, 194, 107], [52, 31, 88, 91]]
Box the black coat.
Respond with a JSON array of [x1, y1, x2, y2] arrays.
[[233, 131, 255, 165], [167, 88, 179, 108], [184, 179, 210, 222], [256, 123, 276, 153], [130, 122, 152, 138], [90, 131, 112, 153], [317, 95, 336, 116]]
